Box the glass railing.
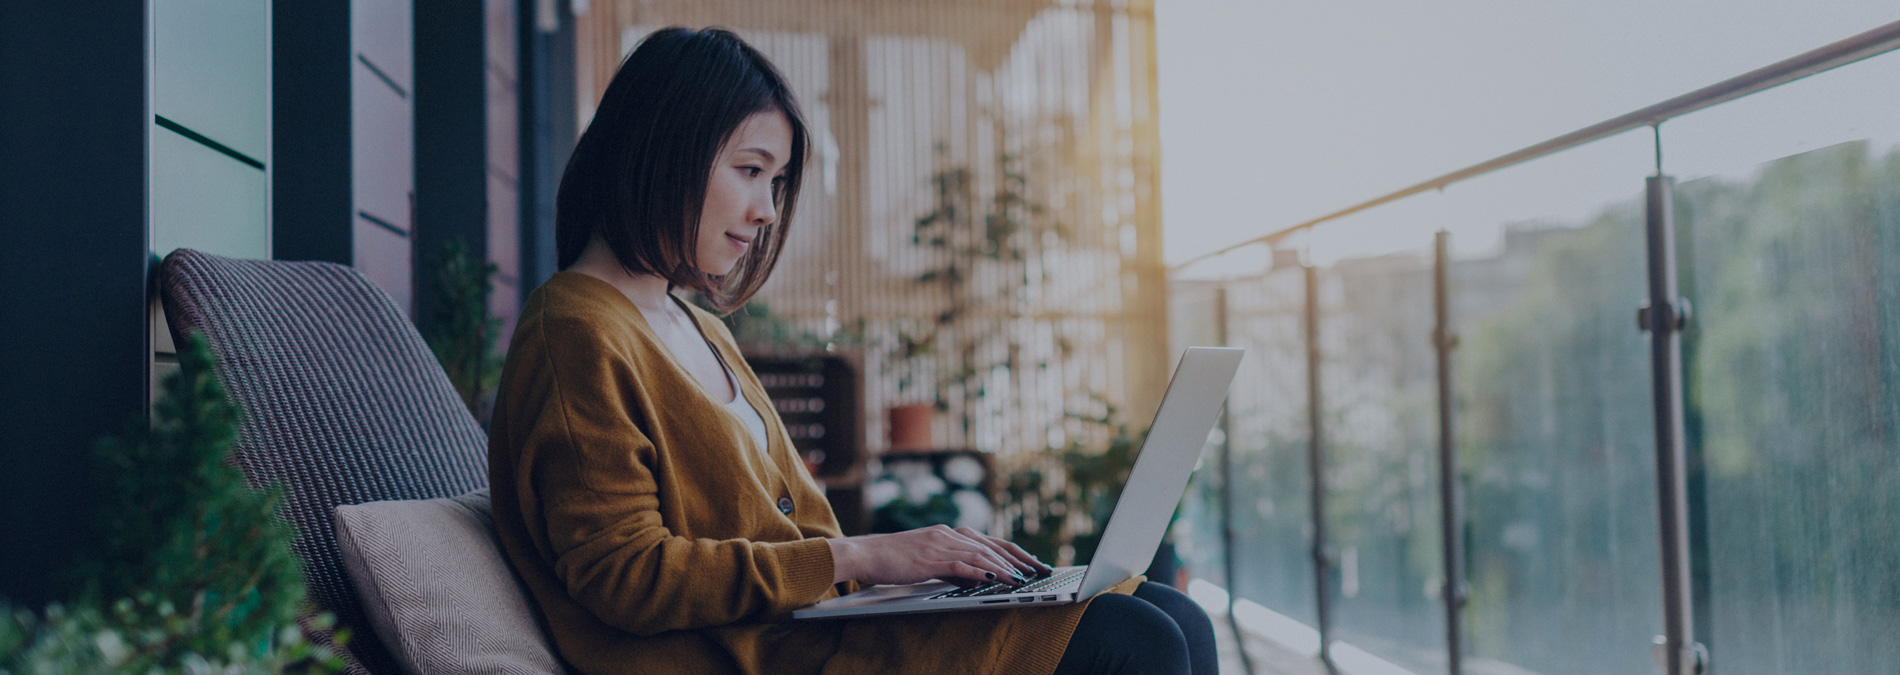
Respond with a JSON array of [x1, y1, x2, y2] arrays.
[[1445, 131, 1664, 675], [1316, 233, 1446, 675], [1169, 21, 1900, 675], [1175, 264, 1318, 628], [1668, 46, 1900, 675]]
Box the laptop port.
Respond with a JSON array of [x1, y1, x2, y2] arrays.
[[1017, 597, 1035, 603], [981, 599, 1011, 604], [1042, 595, 1057, 601]]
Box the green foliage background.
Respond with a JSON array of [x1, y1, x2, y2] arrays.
[[421, 238, 503, 423], [1179, 140, 1900, 674], [1451, 142, 1900, 672], [0, 334, 342, 674], [1002, 400, 1153, 566]]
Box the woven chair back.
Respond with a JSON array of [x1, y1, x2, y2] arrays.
[[158, 249, 489, 675]]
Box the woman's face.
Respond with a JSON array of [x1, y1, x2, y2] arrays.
[[696, 109, 793, 276]]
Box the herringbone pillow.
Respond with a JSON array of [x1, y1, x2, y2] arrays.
[[334, 490, 567, 674]]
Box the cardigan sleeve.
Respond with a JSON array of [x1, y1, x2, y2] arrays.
[[512, 315, 838, 636]]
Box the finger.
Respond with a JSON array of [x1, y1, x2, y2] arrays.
[[956, 528, 1041, 577], [996, 537, 1053, 575], [940, 561, 994, 586], [966, 529, 1045, 574], [945, 530, 1026, 584], [935, 526, 996, 558], [961, 547, 1022, 585]]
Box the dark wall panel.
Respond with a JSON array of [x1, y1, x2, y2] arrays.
[[273, 0, 353, 264], [0, 0, 150, 606], [519, 0, 575, 296], [415, 0, 490, 322]]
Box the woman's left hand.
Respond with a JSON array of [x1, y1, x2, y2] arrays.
[[951, 526, 1053, 580], [826, 525, 1053, 586]]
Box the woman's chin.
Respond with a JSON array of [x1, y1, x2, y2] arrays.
[[699, 260, 742, 278]]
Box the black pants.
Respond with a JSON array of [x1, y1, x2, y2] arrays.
[[1052, 582, 1217, 675]]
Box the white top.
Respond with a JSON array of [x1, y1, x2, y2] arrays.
[[639, 295, 772, 457], [721, 361, 771, 454]]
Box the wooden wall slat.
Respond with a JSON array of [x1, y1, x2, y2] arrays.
[[573, 1, 1166, 464]]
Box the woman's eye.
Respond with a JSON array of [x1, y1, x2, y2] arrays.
[[743, 166, 765, 177]]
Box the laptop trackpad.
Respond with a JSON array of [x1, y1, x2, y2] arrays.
[[817, 580, 959, 610]]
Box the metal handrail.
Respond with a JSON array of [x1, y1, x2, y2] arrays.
[[1171, 19, 1900, 273]]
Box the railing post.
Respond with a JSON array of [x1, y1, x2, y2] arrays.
[[1433, 231, 1467, 675], [1305, 263, 1334, 668], [1214, 285, 1258, 675], [1640, 175, 1708, 675]]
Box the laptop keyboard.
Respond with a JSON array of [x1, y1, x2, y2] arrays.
[[929, 567, 1086, 600]]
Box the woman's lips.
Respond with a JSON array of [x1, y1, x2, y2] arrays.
[[726, 232, 751, 250]]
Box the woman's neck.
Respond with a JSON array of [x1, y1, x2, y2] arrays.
[[567, 239, 677, 314]]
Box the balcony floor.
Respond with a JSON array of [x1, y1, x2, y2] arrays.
[[1213, 616, 1333, 675], [1190, 580, 1332, 675], [1193, 582, 1547, 675]]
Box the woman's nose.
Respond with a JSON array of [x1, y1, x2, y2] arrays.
[[748, 188, 778, 226]]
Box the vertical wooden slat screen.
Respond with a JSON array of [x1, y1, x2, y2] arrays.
[[572, 0, 1166, 470]]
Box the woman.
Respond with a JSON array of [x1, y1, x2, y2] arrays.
[[487, 26, 1216, 675]]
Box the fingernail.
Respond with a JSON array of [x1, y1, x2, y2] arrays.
[[985, 572, 997, 580]]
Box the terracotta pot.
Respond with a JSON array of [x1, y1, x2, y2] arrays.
[[886, 404, 935, 451]]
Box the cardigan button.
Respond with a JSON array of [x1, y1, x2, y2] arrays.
[[777, 497, 794, 515]]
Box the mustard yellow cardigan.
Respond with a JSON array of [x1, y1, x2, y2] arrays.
[[488, 272, 1131, 675]]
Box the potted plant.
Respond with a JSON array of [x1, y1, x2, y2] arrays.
[[882, 319, 940, 451], [885, 142, 1063, 450]]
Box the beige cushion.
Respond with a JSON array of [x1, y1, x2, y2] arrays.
[[334, 489, 566, 674]]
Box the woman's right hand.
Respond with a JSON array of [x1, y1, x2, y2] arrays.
[[827, 525, 1053, 587]]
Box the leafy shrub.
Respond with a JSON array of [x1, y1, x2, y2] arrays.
[[0, 333, 344, 674], [421, 238, 503, 423]]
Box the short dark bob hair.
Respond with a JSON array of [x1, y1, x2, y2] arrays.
[[554, 27, 808, 312]]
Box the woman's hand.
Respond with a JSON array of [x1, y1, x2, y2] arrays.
[[827, 525, 1055, 587]]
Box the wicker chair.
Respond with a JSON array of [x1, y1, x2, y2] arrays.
[[158, 248, 490, 675]]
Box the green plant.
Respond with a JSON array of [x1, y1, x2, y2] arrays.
[[898, 143, 1064, 422], [716, 299, 863, 357], [1003, 398, 1156, 565], [1000, 467, 1067, 563], [722, 300, 813, 353], [0, 333, 345, 674], [421, 238, 502, 422], [884, 319, 939, 405]]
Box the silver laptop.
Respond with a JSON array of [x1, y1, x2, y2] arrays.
[[793, 346, 1244, 620]]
